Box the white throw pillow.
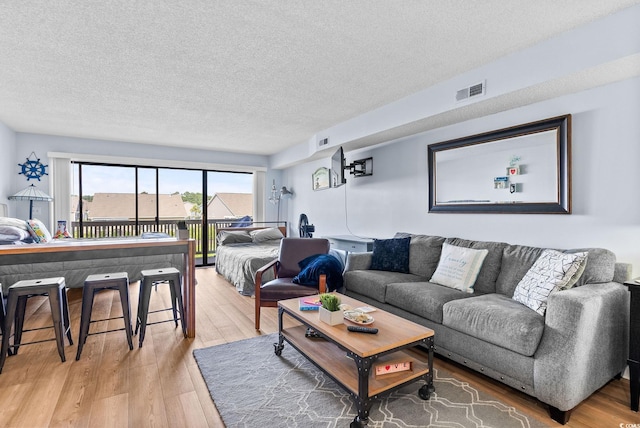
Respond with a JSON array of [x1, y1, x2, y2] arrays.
[[512, 249, 588, 315], [430, 243, 489, 293]]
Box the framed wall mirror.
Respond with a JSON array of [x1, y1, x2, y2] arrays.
[[428, 115, 571, 213]]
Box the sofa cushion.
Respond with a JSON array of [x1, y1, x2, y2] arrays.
[[512, 250, 588, 316], [444, 238, 507, 294], [496, 245, 546, 296], [386, 281, 474, 324], [430, 243, 488, 293], [394, 233, 445, 278], [344, 270, 424, 303], [370, 237, 411, 273], [442, 294, 545, 357], [497, 245, 615, 297], [564, 247, 616, 285]]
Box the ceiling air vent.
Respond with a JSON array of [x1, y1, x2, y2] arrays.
[[456, 81, 486, 102]]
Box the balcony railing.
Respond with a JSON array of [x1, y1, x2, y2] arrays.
[[70, 219, 286, 262]]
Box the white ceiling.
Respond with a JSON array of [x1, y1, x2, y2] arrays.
[[0, 1, 638, 156]]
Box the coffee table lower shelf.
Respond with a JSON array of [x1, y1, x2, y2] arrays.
[[275, 324, 434, 427]]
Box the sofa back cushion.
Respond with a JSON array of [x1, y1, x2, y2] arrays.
[[564, 248, 616, 286], [395, 232, 445, 278], [444, 237, 507, 294], [497, 245, 617, 296], [496, 245, 545, 296]]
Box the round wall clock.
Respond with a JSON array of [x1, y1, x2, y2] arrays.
[[19, 152, 48, 181]]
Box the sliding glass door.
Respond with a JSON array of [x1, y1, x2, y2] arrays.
[[72, 162, 252, 266]]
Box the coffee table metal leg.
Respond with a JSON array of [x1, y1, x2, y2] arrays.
[[274, 307, 285, 356], [424, 337, 435, 398], [350, 353, 374, 427]]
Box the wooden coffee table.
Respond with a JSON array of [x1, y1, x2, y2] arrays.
[[275, 293, 435, 428]]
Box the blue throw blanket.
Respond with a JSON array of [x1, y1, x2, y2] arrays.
[[293, 254, 344, 292]]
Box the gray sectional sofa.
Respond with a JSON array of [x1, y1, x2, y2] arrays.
[[343, 232, 631, 424]]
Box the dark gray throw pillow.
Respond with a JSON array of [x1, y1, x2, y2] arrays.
[[370, 237, 411, 273]]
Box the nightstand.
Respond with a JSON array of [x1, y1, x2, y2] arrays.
[[625, 278, 640, 411]]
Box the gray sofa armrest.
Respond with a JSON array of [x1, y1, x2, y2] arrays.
[[344, 252, 373, 272], [613, 262, 632, 283], [533, 282, 629, 411]]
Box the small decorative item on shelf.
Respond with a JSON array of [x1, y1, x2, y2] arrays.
[[54, 220, 71, 239], [177, 220, 189, 239], [374, 360, 413, 377], [318, 293, 343, 325]]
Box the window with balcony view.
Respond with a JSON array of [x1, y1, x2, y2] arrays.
[[72, 162, 253, 266]]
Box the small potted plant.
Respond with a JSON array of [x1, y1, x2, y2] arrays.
[[318, 293, 343, 326]]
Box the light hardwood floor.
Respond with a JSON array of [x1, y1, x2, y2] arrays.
[[0, 267, 635, 427]]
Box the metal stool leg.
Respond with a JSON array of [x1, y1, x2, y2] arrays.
[[61, 287, 73, 345], [76, 288, 96, 361], [47, 288, 66, 363], [118, 284, 134, 350], [0, 292, 18, 373], [172, 277, 187, 338], [12, 295, 28, 356], [136, 278, 153, 347]]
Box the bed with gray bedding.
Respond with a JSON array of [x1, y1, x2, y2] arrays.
[[214, 227, 285, 296]]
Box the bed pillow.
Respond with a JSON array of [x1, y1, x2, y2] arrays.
[[250, 227, 284, 243], [370, 237, 411, 273], [0, 225, 31, 241], [217, 230, 252, 246], [26, 218, 53, 243], [512, 249, 588, 315], [0, 217, 29, 230], [430, 242, 488, 293]]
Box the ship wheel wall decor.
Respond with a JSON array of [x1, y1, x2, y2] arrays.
[[18, 152, 48, 181]]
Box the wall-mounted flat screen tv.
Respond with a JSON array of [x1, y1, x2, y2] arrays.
[[330, 146, 346, 187]]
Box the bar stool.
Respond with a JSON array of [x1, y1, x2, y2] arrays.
[[0, 277, 73, 373], [76, 272, 134, 360], [135, 268, 186, 347]]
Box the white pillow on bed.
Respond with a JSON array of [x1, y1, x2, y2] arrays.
[[0, 217, 29, 230], [217, 230, 252, 246], [250, 227, 284, 243], [0, 225, 31, 241]]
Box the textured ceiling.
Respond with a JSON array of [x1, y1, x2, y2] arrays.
[[0, 1, 638, 156]]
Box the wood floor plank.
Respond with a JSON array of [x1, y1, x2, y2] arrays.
[[89, 393, 129, 428], [0, 266, 636, 427]]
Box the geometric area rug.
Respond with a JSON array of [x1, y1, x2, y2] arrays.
[[194, 334, 550, 428]]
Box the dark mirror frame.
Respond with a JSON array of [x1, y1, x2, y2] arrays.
[[428, 114, 571, 214]]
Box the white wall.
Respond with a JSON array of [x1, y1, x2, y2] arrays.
[[0, 121, 16, 213], [282, 76, 640, 275]]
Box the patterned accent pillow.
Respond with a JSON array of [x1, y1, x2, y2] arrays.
[[26, 218, 53, 243], [370, 237, 411, 273], [512, 249, 588, 315], [430, 242, 488, 293]]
